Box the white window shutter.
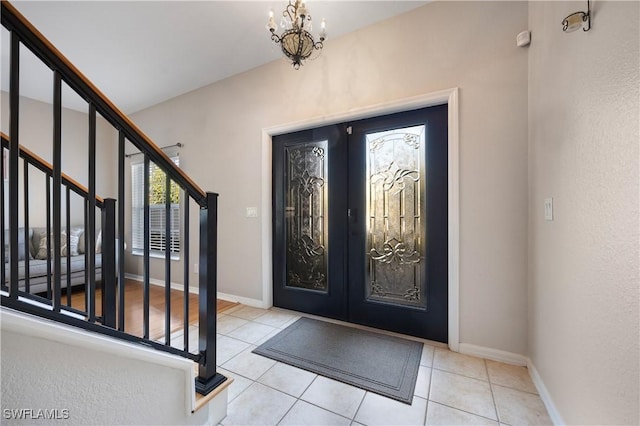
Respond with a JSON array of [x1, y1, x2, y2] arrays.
[[131, 154, 180, 257]]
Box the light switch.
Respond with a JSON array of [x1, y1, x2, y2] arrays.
[[544, 198, 553, 221], [246, 207, 258, 218]]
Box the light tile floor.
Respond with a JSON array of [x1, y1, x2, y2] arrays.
[[180, 305, 553, 425]]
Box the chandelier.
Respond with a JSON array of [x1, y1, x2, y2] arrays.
[[267, 0, 327, 69]]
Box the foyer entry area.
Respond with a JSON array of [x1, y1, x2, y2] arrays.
[[272, 106, 449, 342], [215, 304, 552, 425]]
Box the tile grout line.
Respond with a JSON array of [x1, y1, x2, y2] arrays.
[[426, 401, 501, 424], [425, 344, 435, 423], [231, 310, 425, 425], [254, 361, 297, 426], [219, 307, 294, 425], [484, 358, 501, 424], [297, 397, 353, 425], [258, 313, 368, 424], [285, 363, 364, 423], [430, 365, 490, 382], [223, 306, 532, 425], [423, 358, 540, 396], [351, 389, 368, 424], [427, 350, 505, 424], [223, 313, 357, 425], [277, 374, 354, 425], [251, 358, 354, 424]]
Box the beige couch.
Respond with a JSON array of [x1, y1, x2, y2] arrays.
[[4, 227, 102, 295]]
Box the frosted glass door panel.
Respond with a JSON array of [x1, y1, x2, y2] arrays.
[[366, 126, 426, 308], [284, 141, 328, 292]]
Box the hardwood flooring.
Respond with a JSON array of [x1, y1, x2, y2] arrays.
[[65, 279, 237, 340]]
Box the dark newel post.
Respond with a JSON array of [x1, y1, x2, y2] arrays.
[[102, 198, 117, 328], [195, 192, 226, 395]]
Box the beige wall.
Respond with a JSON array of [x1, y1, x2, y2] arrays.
[[131, 1, 529, 355], [5, 0, 638, 421], [1, 309, 217, 425], [1, 92, 118, 228], [528, 1, 639, 424]]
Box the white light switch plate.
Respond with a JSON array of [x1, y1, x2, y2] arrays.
[[246, 207, 258, 218], [544, 198, 553, 221]]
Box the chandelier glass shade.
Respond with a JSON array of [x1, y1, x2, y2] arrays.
[[561, 0, 591, 33], [267, 1, 326, 69]]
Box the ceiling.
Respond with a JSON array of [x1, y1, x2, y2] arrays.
[[2, 1, 427, 114]]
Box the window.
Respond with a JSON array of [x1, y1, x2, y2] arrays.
[[131, 154, 180, 258]]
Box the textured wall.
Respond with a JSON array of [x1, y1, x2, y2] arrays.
[[130, 1, 530, 355], [528, 1, 639, 424], [0, 309, 211, 425]]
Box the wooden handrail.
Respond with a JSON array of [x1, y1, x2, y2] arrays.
[[0, 132, 104, 206], [1, 2, 224, 396], [1, 0, 207, 205]]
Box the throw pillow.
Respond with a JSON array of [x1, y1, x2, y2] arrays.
[[78, 231, 85, 254], [96, 230, 102, 254], [34, 230, 49, 260], [77, 230, 102, 254], [68, 227, 83, 256], [34, 229, 68, 260], [59, 230, 69, 257]]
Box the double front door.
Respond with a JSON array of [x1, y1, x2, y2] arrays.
[[272, 105, 448, 342]]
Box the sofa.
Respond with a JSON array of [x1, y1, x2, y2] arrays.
[[4, 227, 102, 295]]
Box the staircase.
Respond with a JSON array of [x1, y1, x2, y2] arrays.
[[0, 0, 228, 420]]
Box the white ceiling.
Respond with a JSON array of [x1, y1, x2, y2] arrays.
[[1, 1, 427, 114]]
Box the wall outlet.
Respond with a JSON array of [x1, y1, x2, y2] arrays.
[[544, 198, 553, 221], [193, 263, 199, 274], [246, 207, 258, 218]]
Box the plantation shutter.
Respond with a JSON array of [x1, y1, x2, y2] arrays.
[[131, 151, 180, 257]]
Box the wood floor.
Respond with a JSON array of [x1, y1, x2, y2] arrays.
[[66, 279, 237, 340]]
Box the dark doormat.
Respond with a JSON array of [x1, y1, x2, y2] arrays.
[[252, 317, 422, 404]]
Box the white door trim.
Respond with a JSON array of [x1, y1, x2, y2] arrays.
[[260, 88, 460, 351]]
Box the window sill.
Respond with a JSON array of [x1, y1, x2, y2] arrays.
[[131, 251, 180, 262]]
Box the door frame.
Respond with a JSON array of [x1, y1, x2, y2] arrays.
[[261, 88, 460, 352]]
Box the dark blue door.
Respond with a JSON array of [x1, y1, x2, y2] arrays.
[[273, 105, 448, 342]]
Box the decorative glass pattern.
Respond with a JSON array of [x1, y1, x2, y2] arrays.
[[366, 125, 426, 307], [284, 141, 328, 291]]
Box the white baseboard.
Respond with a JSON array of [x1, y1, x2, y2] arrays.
[[123, 274, 269, 309], [458, 343, 527, 366], [124, 273, 199, 294], [527, 358, 565, 425], [216, 292, 269, 309], [458, 344, 564, 424]]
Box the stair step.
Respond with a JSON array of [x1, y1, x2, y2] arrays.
[[193, 374, 233, 413]]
